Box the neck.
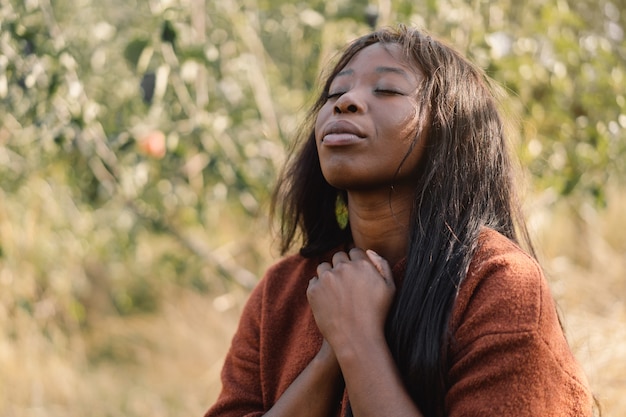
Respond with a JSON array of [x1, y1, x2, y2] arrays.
[[347, 187, 413, 267]]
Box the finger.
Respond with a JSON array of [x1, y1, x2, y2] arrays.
[[306, 277, 316, 302], [365, 249, 394, 284], [331, 251, 350, 266], [347, 247, 367, 261], [307, 275, 320, 297], [316, 262, 331, 277]]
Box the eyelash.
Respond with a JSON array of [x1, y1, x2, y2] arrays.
[[375, 89, 401, 95], [326, 89, 401, 100]]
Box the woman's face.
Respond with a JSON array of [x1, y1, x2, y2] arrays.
[[315, 42, 426, 192]]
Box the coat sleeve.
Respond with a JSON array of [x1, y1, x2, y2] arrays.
[[445, 236, 593, 416], [204, 279, 266, 417]]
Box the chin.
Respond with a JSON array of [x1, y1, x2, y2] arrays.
[[322, 174, 357, 190], [323, 177, 350, 190]]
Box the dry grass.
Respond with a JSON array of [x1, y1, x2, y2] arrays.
[[530, 186, 626, 417], [0, 284, 247, 417], [1, 188, 624, 417]]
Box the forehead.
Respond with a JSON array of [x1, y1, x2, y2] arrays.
[[334, 42, 421, 82]]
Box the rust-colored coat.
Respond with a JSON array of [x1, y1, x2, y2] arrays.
[[205, 229, 593, 416]]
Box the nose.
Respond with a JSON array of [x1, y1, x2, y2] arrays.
[[333, 91, 364, 114]]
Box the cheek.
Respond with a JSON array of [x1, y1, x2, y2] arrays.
[[384, 113, 426, 170], [314, 118, 322, 142], [314, 104, 333, 142], [383, 110, 420, 146], [401, 106, 421, 134]]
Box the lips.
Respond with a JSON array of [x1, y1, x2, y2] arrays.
[[321, 120, 366, 145]]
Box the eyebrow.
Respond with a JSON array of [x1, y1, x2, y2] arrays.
[[334, 66, 412, 81], [376, 66, 411, 79], [335, 68, 354, 78]]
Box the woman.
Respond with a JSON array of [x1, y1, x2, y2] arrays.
[[205, 26, 593, 416]]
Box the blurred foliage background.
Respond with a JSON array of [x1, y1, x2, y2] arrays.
[[0, 0, 625, 416]]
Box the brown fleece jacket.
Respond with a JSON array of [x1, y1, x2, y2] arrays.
[[205, 228, 593, 416]]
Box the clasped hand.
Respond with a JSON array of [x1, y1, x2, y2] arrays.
[[307, 248, 396, 350]]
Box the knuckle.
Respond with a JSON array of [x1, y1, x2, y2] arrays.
[[332, 251, 347, 264], [318, 269, 333, 280]]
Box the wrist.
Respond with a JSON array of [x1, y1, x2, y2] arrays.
[[313, 340, 341, 377], [332, 330, 388, 366]]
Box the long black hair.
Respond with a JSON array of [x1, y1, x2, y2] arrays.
[[271, 26, 533, 417]]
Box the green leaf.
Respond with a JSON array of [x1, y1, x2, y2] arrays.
[[123, 38, 149, 69]]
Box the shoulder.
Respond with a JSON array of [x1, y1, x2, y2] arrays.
[[445, 228, 594, 415], [468, 227, 541, 292], [247, 250, 332, 311], [261, 250, 327, 287], [263, 251, 321, 281], [234, 250, 326, 344], [450, 228, 546, 345]]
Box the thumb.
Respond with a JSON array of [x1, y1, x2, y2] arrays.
[[365, 249, 394, 284]]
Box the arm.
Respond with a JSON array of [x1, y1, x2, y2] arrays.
[[307, 248, 424, 417], [204, 283, 266, 417], [206, 267, 344, 417], [264, 340, 344, 417], [333, 330, 423, 417]]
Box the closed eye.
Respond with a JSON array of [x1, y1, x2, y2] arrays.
[[375, 89, 403, 96], [326, 91, 345, 100]]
